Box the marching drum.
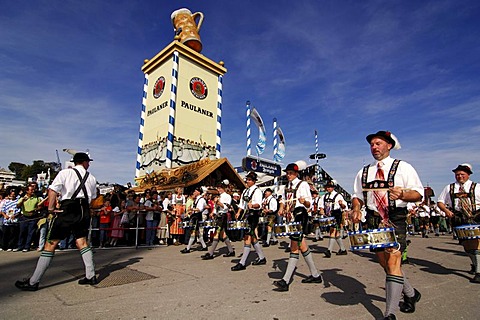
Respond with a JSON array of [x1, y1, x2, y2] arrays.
[[348, 228, 398, 251], [274, 222, 302, 237], [227, 220, 250, 230], [455, 225, 480, 240], [181, 220, 193, 229], [318, 217, 335, 228], [200, 220, 216, 229]]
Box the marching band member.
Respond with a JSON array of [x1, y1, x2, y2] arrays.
[[231, 172, 267, 271], [351, 131, 423, 319], [273, 163, 322, 291], [262, 188, 278, 247], [201, 183, 235, 259], [416, 201, 431, 238], [437, 163, 480, 284], [320, 180, 348, 257], [310, 190, 324, 242], [180, 187, 208, 253]]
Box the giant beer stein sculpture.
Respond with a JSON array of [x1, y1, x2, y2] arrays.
[[171, 8, 204, 53]]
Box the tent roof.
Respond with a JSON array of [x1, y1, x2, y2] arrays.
[[132, 158, 246, 193]]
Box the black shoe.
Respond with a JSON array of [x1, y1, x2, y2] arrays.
[[78, 276, 98, 285], [400, 288, 421, 313], [301, 274, 323, 283], [201, 253, 214, 260], [252, 257, 267, 265], [336, 250, 348, 255], [180, 248, 191, 254], [271, 240, 278, 245], [15, 278, 39, 291], [273, 279, 289, 291], [324, 250, 332, 258], [223, 250, 235, 257], [231, 263, 246, 271], [312, 238, 318, 242], [284, 247, 291, 253], [470, 273, 480, 283], [200, 247, 208, 251], [262, 243, 270, 247], [469, 264, 475, 275], [384, 314, 396, 320]]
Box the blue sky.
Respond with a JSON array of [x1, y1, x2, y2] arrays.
[[1, 0, 479, 196]]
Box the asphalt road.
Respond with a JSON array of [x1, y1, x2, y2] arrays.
[[1, 234, 478, 320]]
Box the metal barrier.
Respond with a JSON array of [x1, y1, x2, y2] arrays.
[[87, 210, 168, 249]]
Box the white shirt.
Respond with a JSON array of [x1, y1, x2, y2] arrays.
[[49, 165, 97, 202], [281, 177, 312, 210], [416, 204, 430, 218], [319, 190, 347, 211], [437, 179, 480, 212], [217, 192, 232, 214], [263, 195, 278, 213], [239, 185, 263, 211], [353, 156, 424, 211]]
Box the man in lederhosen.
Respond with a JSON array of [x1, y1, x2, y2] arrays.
[[231, 172, 267, 271], [273, 163, 322, 291], [437, 163, 480, 284], [262, 188, 278, 247], [320, 180, 348, 257], [181, 187, 208, 253], [310, 190, 324, 242], [351, 131, 423, 320], [201, 183, 235, 259], [15, 153, 98, 291]]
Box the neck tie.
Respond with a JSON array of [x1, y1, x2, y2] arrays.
[[458, 184, 472, 217], [325, 193, 332, 216], [373, 161, 389, 223]]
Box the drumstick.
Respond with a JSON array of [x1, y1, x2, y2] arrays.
[[362, 187, 412, 192]]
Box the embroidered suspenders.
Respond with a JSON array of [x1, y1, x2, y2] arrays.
[[361, 159, 401, 210]]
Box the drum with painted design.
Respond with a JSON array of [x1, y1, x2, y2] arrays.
[[348, 228, 398, 251], [274, 222, 302, 237], [227, 220, 250, 230], [455, 225, 480, 240]]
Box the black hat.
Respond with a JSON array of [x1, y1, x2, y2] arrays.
[[452, 163, 473, 175], [72, 152, 93, 163], [324, 181, 335, 188], [312, 190, 319, 195], [264, 188, 273, 194], [366, 131, 396, 148], [284, 163, 299, 172], [245, 171, 258, 181]]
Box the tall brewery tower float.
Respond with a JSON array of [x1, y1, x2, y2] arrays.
[[135, 8, 227, 185]]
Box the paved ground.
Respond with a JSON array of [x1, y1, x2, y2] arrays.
[[1, 234, 478, 320]]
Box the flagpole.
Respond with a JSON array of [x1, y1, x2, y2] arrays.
[[315, 129, 319, 189], [246, 101, 252, 156], [273, 118, 279, 194]]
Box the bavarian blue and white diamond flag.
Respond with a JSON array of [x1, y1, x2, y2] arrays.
[[251, 107, 266, 155], [274, 126, 286, 162]]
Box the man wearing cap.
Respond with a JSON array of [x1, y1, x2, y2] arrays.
[[310, 190, 324, 242], [437, 163, 480, 283], [273, 163, 322, 291], [352, 131, 423, 319], [181, 187, 208, 253], [262, 188, 278, 247], [231, 172, 267, 271], [15, 152, 98, 291], [320, 180, 348, 257], [201, 183, 235, 259]]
